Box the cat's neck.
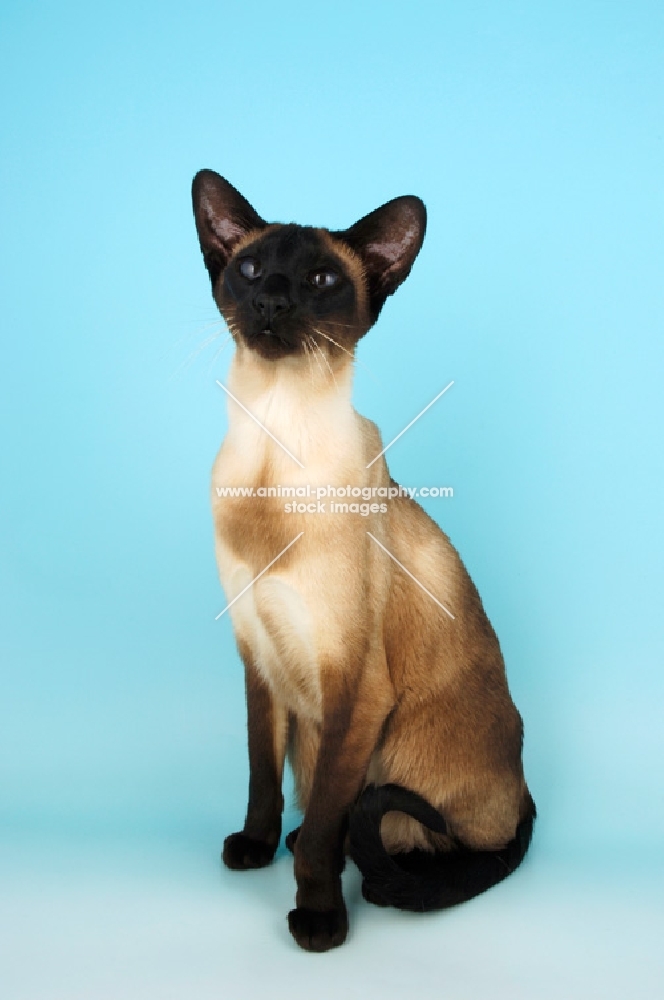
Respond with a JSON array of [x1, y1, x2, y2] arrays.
[[227, 341, 354, 411], [223, 342, 359, 477]]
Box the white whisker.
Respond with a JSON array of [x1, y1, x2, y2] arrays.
[[168, 328, 226, 381], [169, 317, 226, 353], [302, 339, 315, 387], [306, 335, 327, 383], [312, 327, 353, 358], [208, 333, 233, 370], [311, 336, 338, 390], [313, 327, 380, 384]]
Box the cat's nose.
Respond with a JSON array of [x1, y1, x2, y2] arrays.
[[254, 292, 290, 323], [253, 275, 292, 325], [254, 291, 291, 324]]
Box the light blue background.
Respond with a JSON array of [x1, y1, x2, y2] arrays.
[[1, 1, 663, 996]]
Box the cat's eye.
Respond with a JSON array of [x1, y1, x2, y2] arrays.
[[309, 270, 338, 289], [239, 257, 262, 280]]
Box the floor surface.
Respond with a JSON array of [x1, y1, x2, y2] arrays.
[[2, 833, 662, 1000]]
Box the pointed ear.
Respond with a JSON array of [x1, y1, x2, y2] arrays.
[[336, 196, 426, 321], [192, 170, 267, 286]]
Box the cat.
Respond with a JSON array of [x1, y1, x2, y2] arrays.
[[191, 169, 535, 952]]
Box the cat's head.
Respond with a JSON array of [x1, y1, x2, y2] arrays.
[[192, 170, 426, 362]]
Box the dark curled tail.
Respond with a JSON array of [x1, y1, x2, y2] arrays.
[[349, 783, 536, 912]]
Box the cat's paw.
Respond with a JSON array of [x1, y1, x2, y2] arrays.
[[285, 826, 300, 853], [287, 905, 348, 952], [222, 832, 277, 870]]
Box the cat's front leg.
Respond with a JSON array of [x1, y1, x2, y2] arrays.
[[223, 640, 288, 870], [288, 660, 393, 952]]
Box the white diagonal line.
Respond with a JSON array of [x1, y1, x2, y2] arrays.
[[216, 380, 305, 468], [366, 532, 455, 620], [215, 532, 304, 620], [366, 380, 454, 469]]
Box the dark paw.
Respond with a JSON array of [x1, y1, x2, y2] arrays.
[[222, 832, 277, 870], [285, 826, 300, 854], [361, 879, 390, 907], [287, 905, 348, 952]]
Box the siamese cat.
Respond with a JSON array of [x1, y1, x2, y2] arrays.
[[192, 170, 535, 953]]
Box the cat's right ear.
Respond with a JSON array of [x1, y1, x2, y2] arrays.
[[192, 170, 267, 286], [336, 195, 427, 322]]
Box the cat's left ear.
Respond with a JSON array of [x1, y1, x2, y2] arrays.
[[192, 170, 267, 286], [336, 195, 426, 321]]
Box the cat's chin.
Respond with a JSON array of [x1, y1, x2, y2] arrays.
[[239, 328, 304, 361], [245, 340, 299, 361]]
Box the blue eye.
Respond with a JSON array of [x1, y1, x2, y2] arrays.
[[310, 270, 338, 289], [239, 257, 262, 280]]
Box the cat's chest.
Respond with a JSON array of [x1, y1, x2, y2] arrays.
[[211, 372, 365, 717], [211, 373, 365, 541], [220, 553, 323, 718], [215, 377, 360, 482]]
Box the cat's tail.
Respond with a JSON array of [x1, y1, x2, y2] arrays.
[[348, 783, 535, 912]]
